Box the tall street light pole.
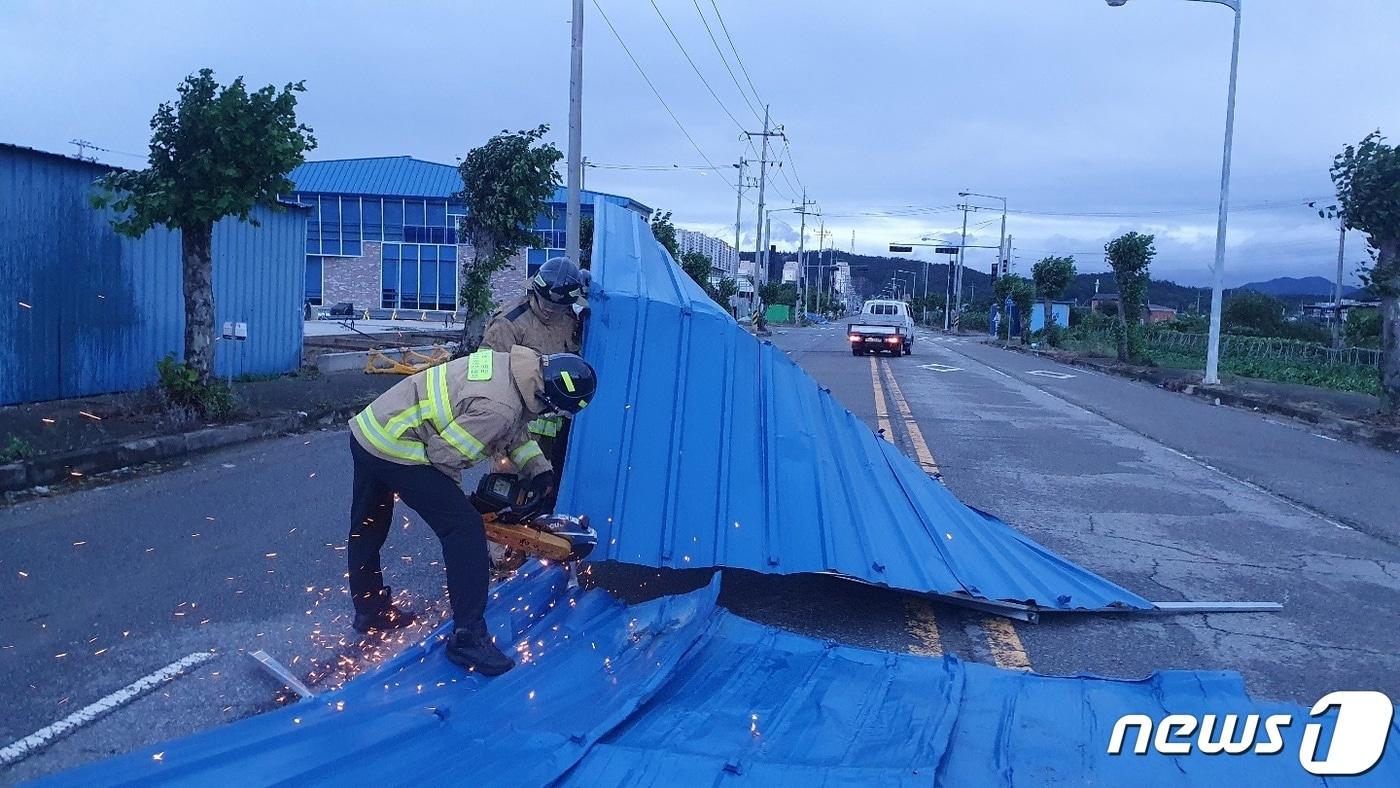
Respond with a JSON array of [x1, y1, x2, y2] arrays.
[[565, 0, 584, 266], [1108, 0, 1241, 385]]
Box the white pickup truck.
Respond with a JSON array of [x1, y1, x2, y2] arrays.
[[847, 299, 914, 356]]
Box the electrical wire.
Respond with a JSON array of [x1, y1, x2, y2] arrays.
[[592, 0, 736, 191], [692, 0, 762, 124], [649, 0, 746, 133], [709, 0, 765, 109], [781, 135, 806, 194]]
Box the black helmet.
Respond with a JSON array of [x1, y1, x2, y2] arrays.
[[539, 353, 597, 415], [533, 257, 585, 305]]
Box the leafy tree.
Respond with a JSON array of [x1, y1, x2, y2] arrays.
[[1223, 290, 1286, 336], [1105, 232, 1156, 362], [680, 251, 714, 296], [579, 215, 594, 269], [758, 281, 798, 307], [1031, 255, 1077, 345], [714, 276, 739, 307], [1346, 308, 1382, 348], [1327, 130, 1400, 413], [94, 69, 315, 383], [456, 125, 562, 348], [649, 210, 679, 260], [1009, 276, 1037, 344]]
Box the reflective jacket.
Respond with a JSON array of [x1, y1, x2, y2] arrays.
[[349, 346, 551, 479], [481, 290, 585, 439]]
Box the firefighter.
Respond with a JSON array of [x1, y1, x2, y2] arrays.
[[480, 256, 589, 567], [346, 346, 597, 676]]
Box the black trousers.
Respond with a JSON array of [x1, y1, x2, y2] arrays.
[[348, 436, 487, 629]]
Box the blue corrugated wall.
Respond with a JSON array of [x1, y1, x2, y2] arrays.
[[0, 145, 305, 405]]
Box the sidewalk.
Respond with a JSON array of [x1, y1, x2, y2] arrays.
[[1, 371, 397, 495], [996, 340, 1400, 451]]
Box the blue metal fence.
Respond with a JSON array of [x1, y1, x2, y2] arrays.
[[0, 144, 306, 405]]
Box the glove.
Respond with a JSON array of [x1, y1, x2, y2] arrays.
[[501, 471, 555, 523]]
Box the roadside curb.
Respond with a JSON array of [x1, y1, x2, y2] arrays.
[[995, 342, 1400, 453], [1, 402, 371, 495]]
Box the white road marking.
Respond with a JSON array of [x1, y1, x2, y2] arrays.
[[988, 368, 1013, 379], [1027, 369, 1076, 380], [0, 651, 215, 766], [918, 363, 962, 373], [1312, 433, 1340, 442]]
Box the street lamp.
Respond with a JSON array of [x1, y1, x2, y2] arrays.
[[1107, 0, 1241, 385]]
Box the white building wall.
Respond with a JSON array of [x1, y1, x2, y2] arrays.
[[676, 229, 739, 278]]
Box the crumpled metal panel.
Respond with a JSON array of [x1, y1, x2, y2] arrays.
[[559, 203, 1151, 612], [46, 567, 1399, 786]]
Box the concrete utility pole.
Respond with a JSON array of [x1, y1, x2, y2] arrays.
[[794, 193, 816, 319], [564, 0, 584, 267], [734, 157, 747, 276], [947, 202, 970, 331], [1333, 220, 1346, 349], [745, 106, 784, 290]]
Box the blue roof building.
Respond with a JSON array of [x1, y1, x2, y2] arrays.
[[286, 156, 650, 313]]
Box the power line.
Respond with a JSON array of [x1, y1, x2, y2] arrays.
[[649, 0, 746, 133], [692, 0, 762, 123], [587, 162, 729, 171], [709, 0, 765, 108], [781, 135, 805, 194], [592, 0, 736, 190]]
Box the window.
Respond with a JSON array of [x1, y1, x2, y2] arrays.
[[383, 199, 404, 242], [304, 195, 320, 255], [381, 245, 399, 308], [399, 245, 420, 310], [404, 199, 426, 229], [427, 200, 446, 228], [320, 195, 341, 256], [436, 246, 457, 311], [363, 198, 382, 242], [341, 197, 361, 256], [305, 256, 323, 305]]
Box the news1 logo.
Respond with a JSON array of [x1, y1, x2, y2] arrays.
[[1108, 691, 1393, 776]]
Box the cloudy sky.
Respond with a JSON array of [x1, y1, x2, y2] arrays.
[[3, 0, 1396, 286]]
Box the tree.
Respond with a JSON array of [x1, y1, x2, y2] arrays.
[[94, 69, 315, 382], [579, 215, 594, 269], [1328, 130, 1400, 413], [650, 210, 680, 260], [1223, 290, 1286, 336], [1105, 232, 1156, 362], [1031, 256, 1077, 345], [680, 251, 715, 297], [1009, 276, 1037, 345], [758, 281, 798, 307], [456, 125, 562, 349], [714, 276, 739, 307]]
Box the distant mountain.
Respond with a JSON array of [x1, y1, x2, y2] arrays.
[[1237, 276, 1358, 298]]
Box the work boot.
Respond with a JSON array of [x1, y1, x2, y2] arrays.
[[352, 587, 417, 633], [445, 621, 515, 676]]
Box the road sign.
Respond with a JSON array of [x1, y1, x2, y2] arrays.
[[889, 244, 914, 253], [935, 247, 959, 255]]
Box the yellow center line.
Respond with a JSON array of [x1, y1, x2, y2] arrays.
[[982, 616, 1032, 670], [903, 598, 943, 656], [879, 359, 941, 479], [869, 356, 893, 438]]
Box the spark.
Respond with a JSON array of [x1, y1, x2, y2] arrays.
[[17, 571, 27, 578], [41, 418, 55, 425], [70, 471, 84, 478], [152, 752, 164, 762], [265, 552, 278, 558], [78, 410, 102, 421], [528, 690, 536, 700], [308, 473, 317, 479], [54, 653, 68, 659], [18, 300, 32, 309], [73, 541, 87, 547], [205, 516, 216, 522], [94, 648, 108, 656]]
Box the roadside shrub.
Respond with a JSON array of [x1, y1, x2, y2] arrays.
[[1, 436, 32, 463], [960, 310, 990, 332], [156, 353, 235, 419]]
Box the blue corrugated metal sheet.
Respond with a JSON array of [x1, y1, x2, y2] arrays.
[[559, 203, 1151, 612], [0, 144, 305, 405], [44, 566, 1400, 786], [286, 156, 651, 214]]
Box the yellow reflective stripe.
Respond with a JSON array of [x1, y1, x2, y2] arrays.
[[560, 370, 576, 393], [355, 409, 427, 463], [427, 365, 452, 431], [527, 416, 562, 437], [384, 401, 432, 438], [510, 441, 544, 467], [440, 421, 485, 462]]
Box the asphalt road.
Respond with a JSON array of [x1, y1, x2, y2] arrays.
[[3, 326, 1398, 780], [772, 325, 1400, 703]]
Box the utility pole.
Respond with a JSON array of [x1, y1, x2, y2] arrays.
[[734, 157, 747, 276], [564, 0, 584, 267], [1332, 220, 1346, 349], [745, 105, 783, 290], [794, 194, 816, 320]]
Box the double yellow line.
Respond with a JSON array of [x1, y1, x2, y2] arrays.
[[867, 355, 1030, 670]]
